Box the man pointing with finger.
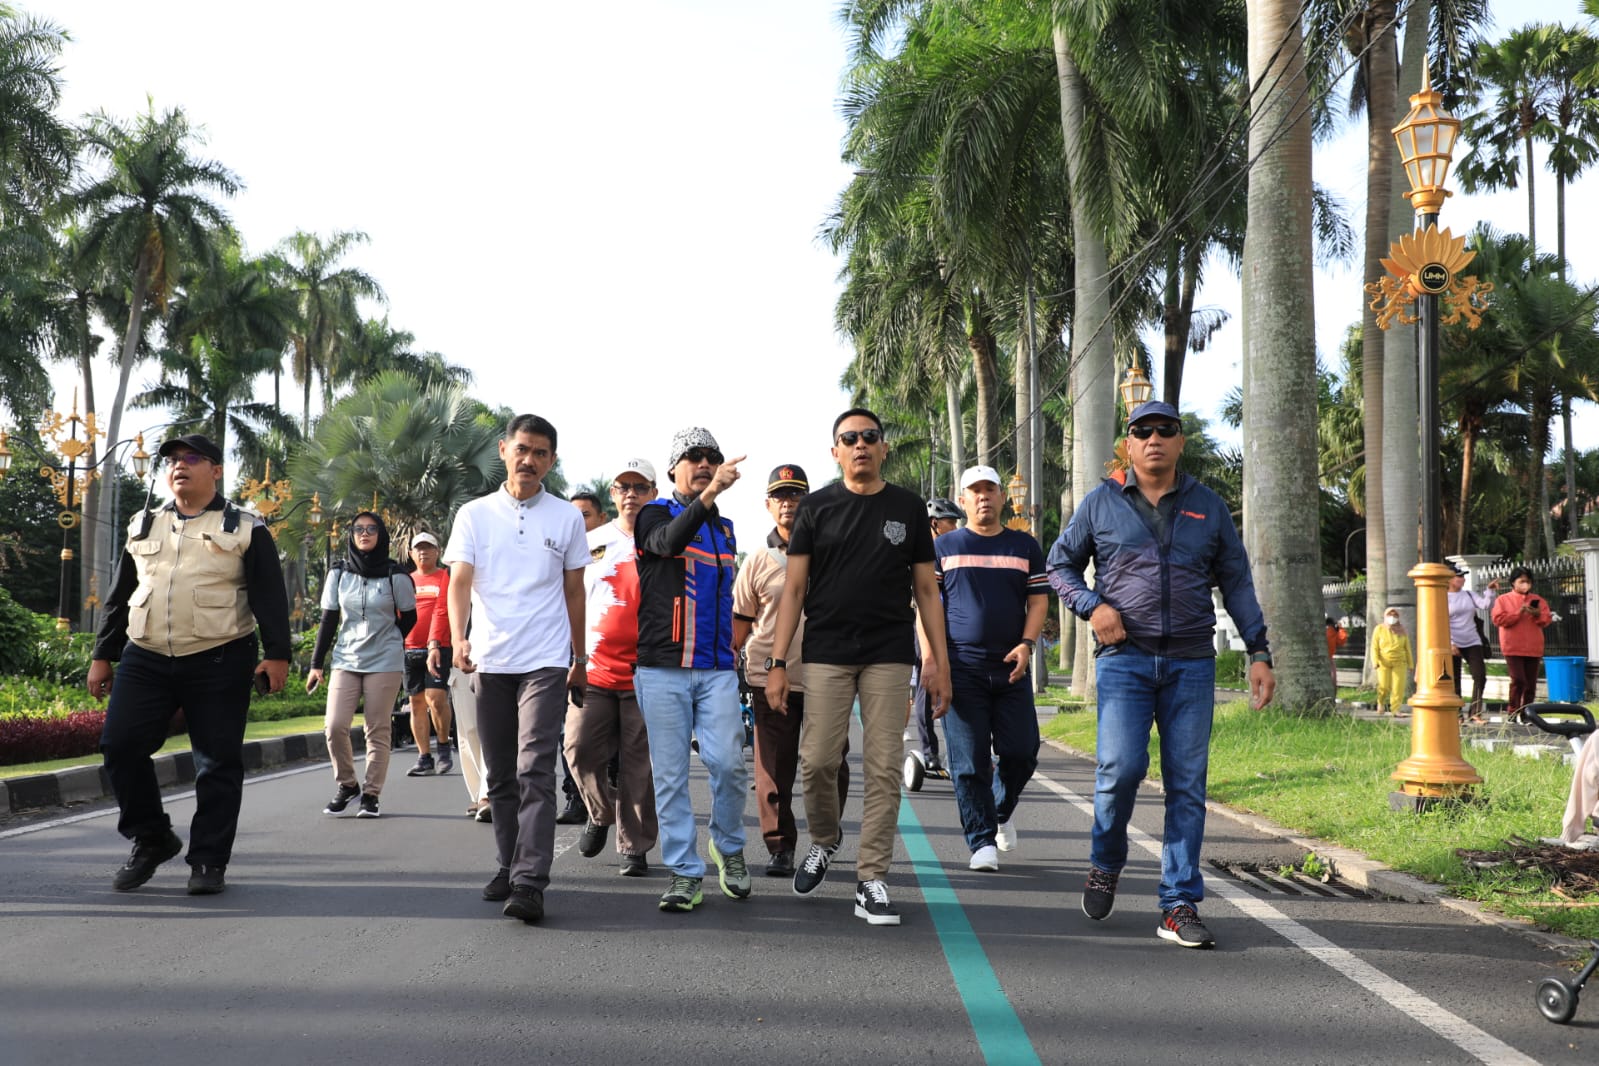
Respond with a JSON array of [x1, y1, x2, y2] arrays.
[[1047, 400, 1274, 949], [633, 427, 749, 912]]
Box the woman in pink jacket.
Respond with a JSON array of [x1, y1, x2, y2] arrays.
[[1490, 566, 1553, 720]]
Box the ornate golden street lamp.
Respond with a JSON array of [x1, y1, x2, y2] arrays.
[[1367, 67, 1491, 809], [1005, 472, 1031, 532], [1118, 364, 1154, 413]]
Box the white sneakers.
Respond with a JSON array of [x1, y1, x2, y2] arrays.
[[969, 844, 1000, 871], [996, 818, 1017, 853]]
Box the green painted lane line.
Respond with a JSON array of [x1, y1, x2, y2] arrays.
[[899, 798, 1042, 1066]]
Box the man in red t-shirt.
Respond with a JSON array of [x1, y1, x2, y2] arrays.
[[565, 458, 661, 877], [404, 531, 453, 775]]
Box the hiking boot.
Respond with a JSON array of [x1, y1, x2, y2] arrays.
[[556, 793, 587, 825], [1082, 866, 1119, 920], [578, 819, 610, 858], [969, 844, 1000, 872], [356, 793, 381, 818], [186, 864, 226, 895], [407, 753, 435, 777], [995, 817, 1017, 853], [658, 875, 703, 912], [1157, 904, 1215, 948], [112, 829, 183, 891], [619, 853, 649, 877], [503, 884, 544, 924], [436, 747, 454, 775], [483, 868, 512, 901], [323, 783, 360, 815], [793, 840, 840, 896], [709, 839, 751, 899], [766, 849, 796, 878], [854, 879, 901, 926]]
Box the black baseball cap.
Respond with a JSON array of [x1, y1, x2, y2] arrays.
[[158, 433, 223, 464], [767, 464, 809, 494]]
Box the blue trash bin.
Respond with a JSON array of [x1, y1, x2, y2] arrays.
[[1546, 656, 1586, 702]]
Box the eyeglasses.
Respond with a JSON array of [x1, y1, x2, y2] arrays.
[[612, 481, 653, 495], [836, 429, 883, 446], [1128, 423, 1181, 440], [352, 524, 381, 535], [682, 448, 723, 465], [768, 488, 805, 500], [165, 452, 210, 466]]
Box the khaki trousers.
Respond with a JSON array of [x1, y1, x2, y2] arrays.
[[563, 686, 658, 856], [324, 669, 403, 795], [449, 669, 489, 804], [800, 662, 911, 882]]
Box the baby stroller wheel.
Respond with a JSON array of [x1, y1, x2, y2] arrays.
[[1538, 977, 1578, 1024], [903, 751, 926, 792]]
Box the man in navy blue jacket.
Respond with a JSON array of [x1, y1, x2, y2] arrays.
[[1047, 400, 1275, 949]]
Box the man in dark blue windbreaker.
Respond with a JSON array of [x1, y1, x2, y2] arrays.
[[1047, 400, 1275, 949], [634, 426, 750, 913]]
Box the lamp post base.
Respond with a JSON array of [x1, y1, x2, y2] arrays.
[[1389, 561, 1482, 805], [1388, 789, 1473, 813]]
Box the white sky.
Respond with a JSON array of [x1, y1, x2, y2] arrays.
[[31, 0, 1599, 541]]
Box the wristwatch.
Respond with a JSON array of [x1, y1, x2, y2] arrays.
[[1020, 638, 1036, 649], [573, 654, 589, 666], [765, 657, 786, 671], [1250, 651, 1273, 668]]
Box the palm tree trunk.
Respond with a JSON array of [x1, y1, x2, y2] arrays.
[[1015, 307, 1032, 493], [1523, 127, 1538, 257], [1457, 419, 1477, 555], [76, 314, 99, 631], [1243, 0, 1331, 710], [968, 310, 999, 466], [1054, 33, 1115, 699], [1524, 389, 1553, 558], [91, 249, 152, 632], [1378, 0, 1417, 638], [1564, 396, 1578, 538], [944, 374, 965, 498]]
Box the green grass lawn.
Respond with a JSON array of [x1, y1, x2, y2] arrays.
[[1042, 700, 1599, 939], [0, 715, 326, 780]]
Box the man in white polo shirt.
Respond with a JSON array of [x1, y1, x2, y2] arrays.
[[443, 413, 590, 925]]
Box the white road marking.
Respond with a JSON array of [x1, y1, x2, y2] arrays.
[[1031, 770, 1542, 1066]]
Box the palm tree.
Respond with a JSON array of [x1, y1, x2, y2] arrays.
[[0, 6, 70, 225], [132, 243, 299, 459], [269, 229, 385, 433], [1241, 0, 1333, 708], [341, 317, 472, 391], [74, 102, 239, 622]]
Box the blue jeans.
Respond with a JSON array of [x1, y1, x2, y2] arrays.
[[634, 667, 747, 877], [944, 662, 1039, 852], [1092, 649, 1215, 909]]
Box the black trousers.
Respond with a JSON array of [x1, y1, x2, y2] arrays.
[[99, 636, 256, 866]]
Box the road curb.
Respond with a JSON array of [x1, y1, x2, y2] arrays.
[[3, 726, 364, 814], [1042, 734, 1589, 957]]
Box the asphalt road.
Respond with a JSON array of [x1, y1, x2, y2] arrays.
[[0, 714, 1591, 1066]]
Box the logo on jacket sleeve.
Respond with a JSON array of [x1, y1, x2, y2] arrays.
[[883, 520, 906, 545]]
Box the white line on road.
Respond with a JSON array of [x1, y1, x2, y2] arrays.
[[1031, 770, 1541, 1066]]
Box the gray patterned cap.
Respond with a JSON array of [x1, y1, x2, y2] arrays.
[[667, 426, 721, 473]]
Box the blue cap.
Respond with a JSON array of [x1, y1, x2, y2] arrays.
[[1128, 400, 1181, 427]]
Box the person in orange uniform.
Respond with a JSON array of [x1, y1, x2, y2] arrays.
[[403, 531, 453, 776]]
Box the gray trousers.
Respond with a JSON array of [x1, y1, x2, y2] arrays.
[[477, 668, 567, 890]]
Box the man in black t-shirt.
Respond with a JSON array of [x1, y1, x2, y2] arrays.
[[767, 408, 951, 926]]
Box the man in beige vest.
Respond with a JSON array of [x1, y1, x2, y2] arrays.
[[88, 434, 291, 896]]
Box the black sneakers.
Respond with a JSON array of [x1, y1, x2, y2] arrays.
[[483, 868, 512, 901], [766, 849, 796, 878], [356, 793, 381, 818], [578, 820, 610, 858], [436, 746, 453, 775], [1082, 866, 1119, 921], [323, 783, 360, 814], [187, 864, 226, 895], [793, 840, 840, 896], [854, 879, 901, 926], [619, 853, 649, 877], [406, 754, 435, 777], [555, 793, 587, 825], [503, 884, 544, 924], [1158, 904, 1215, 948], [112, 829, 183, 891]]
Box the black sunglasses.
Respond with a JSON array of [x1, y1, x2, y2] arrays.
[[352, 523, 381, 535], [1129, 422, 1181, 440], [683, 447, 723, 465], [836, 429, 883, 446]]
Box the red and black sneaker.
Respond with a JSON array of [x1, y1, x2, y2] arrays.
[[1082, 866, 1119, 921], [1158, 904, 1215, 948]]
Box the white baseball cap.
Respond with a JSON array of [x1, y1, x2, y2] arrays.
[[412, 531, 439, 548], [619, 457, 657, 483], [959, 465, 1003, 491]]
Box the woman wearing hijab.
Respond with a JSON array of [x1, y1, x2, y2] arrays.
[[309, 512, 418, 818], [1491, 565, 1554, 721]]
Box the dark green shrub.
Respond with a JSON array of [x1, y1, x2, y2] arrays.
[[0, 587, 35, 675]]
